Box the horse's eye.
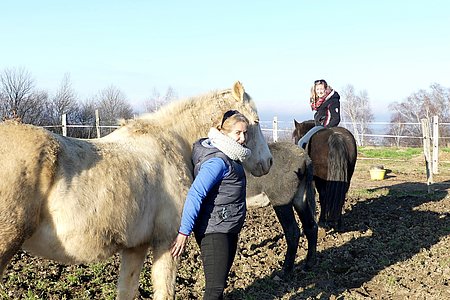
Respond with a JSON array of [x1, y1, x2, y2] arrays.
[[253, 119, 260, 125]]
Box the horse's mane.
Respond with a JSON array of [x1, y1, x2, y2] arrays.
[[299, 119, 314, 125], [119, 86, 256, 141], [119, 88, 231, 132], [146, 88, 231, 121]]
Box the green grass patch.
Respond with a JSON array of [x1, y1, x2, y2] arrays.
[[386, 275, 399, 286], [348, 187, 390, 198], [358, 147, 422, 159], [441, 147, 450, 153]]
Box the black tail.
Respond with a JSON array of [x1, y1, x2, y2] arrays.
[[293, 155, 316, 218], [304, 156, 316, 219], [322, 133, 349, 224]]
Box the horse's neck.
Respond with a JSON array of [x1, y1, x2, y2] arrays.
[[158, 92, 228, 145]]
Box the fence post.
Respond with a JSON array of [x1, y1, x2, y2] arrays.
[[421, 118, 433, 194], [272, 116, 278, 142], [432, 115, 439, 174], [61, 113, 67, 137], [95, 109, 101, 138]]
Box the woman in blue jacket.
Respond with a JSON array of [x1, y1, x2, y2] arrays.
[[171, 110, 251, 300], [297, 79, 341, 148]]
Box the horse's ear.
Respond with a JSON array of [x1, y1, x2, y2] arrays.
[[232, 81, 245, 102], [294, 119, 299, 126]]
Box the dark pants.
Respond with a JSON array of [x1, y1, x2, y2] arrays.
[[195, 232, 239, 300]]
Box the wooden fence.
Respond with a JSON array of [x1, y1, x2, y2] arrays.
[[262, 116, 450, 145], [41, 113, 447, 193], [263, 116, 447, 179], [42, 110, 120, 139]]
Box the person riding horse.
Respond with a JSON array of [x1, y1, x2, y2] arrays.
[[297, 79, 341, 149]]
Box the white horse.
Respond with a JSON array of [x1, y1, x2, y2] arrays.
[[0, 81, 272, 300]]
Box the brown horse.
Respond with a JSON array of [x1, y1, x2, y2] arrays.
[[293, 120, 357, 231], [0, 82, 273, 300], [246, 142, 317, 276]]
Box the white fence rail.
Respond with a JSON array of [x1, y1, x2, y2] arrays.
[[260, 118, 450, 145], [43, 113, 450, 149], [39, 113, 447, 193]]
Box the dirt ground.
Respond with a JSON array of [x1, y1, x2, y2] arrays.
[[1, 152, 450, 299]]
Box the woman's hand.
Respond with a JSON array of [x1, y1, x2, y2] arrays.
[[170, 233, 188, 258]]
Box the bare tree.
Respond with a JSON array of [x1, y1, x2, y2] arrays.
[[43, 73, 80, 128], [340, 84, 374, 146], [0, 67, 49, 124], [386, 113, 406, 147], [144, 86, 177, 112], [94, 85, 134, 135], [68, 98, 98, 139], [388, 83, 450, 146]]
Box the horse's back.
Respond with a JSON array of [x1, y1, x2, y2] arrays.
[[0, 122, 59, 208]]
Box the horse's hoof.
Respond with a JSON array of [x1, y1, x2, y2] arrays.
[[335, 219, 344, 232], [273, 267, 293, 281], [319, 220, 342, 232], [330, 221, 344, 232], [303, 258, 317, 272], [318, 220, 329, 229], [303, 252, 317, 272]]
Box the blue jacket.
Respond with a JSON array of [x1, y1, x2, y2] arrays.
[[179, 138, 247, 236]]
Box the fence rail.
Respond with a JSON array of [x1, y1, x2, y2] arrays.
[[260, 118, 450, 146], [44, 113, 450, 148], [37, 113, 447, 193]]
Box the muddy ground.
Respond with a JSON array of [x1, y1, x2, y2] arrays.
[[1, 152, 450, 299]]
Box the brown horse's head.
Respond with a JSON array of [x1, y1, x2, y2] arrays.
[[292, 119, 315, 144]]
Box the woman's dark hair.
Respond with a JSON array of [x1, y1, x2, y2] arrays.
[[314, 79, 328, 88], [218, 110, 249, 132]]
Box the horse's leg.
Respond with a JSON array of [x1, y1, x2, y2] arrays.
[[0, 199, 39, 280], [335, 183, 349, 231], [318, 179, 345, 231], [117, 244, 149, 300], [151, 242, 178, 300], [0, 231, 25, 279], [272, 203, 300, 277], [314, 177, 328, 226], [292, 174, 318, 271]]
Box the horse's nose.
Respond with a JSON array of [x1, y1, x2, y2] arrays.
[[261, 157, 273, 175]]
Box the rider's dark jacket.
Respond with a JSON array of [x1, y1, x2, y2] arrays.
[[314, 90, 341, 128]]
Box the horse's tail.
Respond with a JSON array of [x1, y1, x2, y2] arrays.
[[304, 156, 316, 218], [323, 132, 349, 223], [291, 153, 316, 218]]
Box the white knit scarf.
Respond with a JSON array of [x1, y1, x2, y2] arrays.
[[207, 127, 251, 162]]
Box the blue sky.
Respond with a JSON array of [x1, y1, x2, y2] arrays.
[[2, 0, 449, 122]]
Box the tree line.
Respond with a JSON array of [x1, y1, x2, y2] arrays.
[[0, 67, 176, 138], [338, 83, 449, 147], [1, 67, 449, 146]]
